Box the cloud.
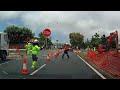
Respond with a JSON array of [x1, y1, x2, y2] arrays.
[[0, 11, 120, 44], [0, 11, 24, 21], [19, 11, 120, 43]]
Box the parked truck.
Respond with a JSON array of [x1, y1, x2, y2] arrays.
[[0, 32, 9, 61]]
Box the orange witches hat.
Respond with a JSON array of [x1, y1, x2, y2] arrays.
[[46, 55, 50, 63], [54, 52, 59, 58], [48, 52, 53, 58], [75, 50, 79, 54], [22, 57, 28, 74]]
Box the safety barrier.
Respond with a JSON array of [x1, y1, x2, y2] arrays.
[[9, 46, 20, 49], [87, 50, 120, 78]]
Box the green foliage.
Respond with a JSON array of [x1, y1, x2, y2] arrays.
[[91, 35, 101, 48], [81, 42, 85, 49], [94, 33, 100, 38], [4, 25, 34, 44], [85, 38, 91, 47], [84, 33, 101, 49], [69, 32, 84, 48], [37, 32, 53, 48]]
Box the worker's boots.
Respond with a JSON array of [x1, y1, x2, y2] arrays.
[[31, 61, 37, 70]]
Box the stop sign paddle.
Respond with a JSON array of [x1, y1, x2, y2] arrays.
[[43, 29, 51, 37]]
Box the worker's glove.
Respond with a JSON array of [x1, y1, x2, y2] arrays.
[[40, 46, 44, 50]]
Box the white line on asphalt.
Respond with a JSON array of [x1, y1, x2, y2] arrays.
[[77, 55, 107, 79], [3, 71, 8, 74], [30, 64, 46, 76], [0, 61, 9, 66]]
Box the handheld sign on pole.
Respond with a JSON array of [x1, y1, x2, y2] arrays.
[[43, 29, 51, 48]]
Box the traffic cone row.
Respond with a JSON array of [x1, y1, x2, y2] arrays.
[[54, 52, 60, 58], [22, 57, 28, 75], [47, 51, 60, 58], [54, 52, 57, 58], [46, 50, 61, 63], [46, 55, 50, 63]]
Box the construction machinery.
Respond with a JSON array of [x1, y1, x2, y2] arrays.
[[98, 31, 119, 53], [107, 31, 118, 52]]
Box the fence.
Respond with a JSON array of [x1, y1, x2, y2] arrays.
[[87, 50, 120, 78], [9, 43, 26, 49]]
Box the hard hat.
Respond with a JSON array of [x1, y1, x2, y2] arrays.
[[65, 43, 68, 45], [33, 39, 40, 46], [34, 39, 39, 43], [28, 42, 31, 44], [34, 39, 38, 42]]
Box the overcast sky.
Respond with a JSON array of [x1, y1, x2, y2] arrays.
[[0, 11, 120, 44]]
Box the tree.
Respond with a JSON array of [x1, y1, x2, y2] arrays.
[[37, 32, 53, 48], [84, 38, 91, 49], [69, 32, 84, 49], [90, 33, 101, 49], [4, 25, 34, 44], [81, 42, 85, 49], [90, 36, 95, 48], [94, 33, 100, 38]]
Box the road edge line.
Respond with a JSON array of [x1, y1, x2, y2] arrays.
[[74, 50, 107, 79], [30, 64, 46, 76], [0, 62, 9, 66]]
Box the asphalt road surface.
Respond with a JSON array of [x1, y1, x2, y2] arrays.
[[0, 50, 105, 79]]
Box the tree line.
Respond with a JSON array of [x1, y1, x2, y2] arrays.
[[4, 25, 53, 47], [3, 25, 118, 49], [69, 32, 112, 50]]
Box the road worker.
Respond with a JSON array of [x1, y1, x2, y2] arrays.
[[62, 43, 70, 59], [31, 39, 44, 70], [26, 42, 33, 55]]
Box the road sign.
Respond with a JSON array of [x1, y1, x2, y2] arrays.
[[43, 29, 51, 37]]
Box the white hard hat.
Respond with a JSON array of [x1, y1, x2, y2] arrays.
[[34, 39, 38, 42], [65, 43, 68, 45]]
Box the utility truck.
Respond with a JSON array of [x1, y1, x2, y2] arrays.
[[0, 32, 9, 61]]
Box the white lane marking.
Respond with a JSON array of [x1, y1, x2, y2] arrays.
[[0, 62, 9, 66], [77, 54, 107, 79], [30, 64, 46, 76], [3, 71, 8, 74]]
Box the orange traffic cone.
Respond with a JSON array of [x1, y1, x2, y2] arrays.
[[18, 49, 20, 56], [54, 52, 57, 58], [22, 57, 28, 74], [56, 52, 59, 58], [48, 52, 53, 58], [75, 50, 78, 54], [46, 55, 50, 63]]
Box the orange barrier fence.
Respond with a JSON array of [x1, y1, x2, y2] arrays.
[[87, 50, 120, 78]]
